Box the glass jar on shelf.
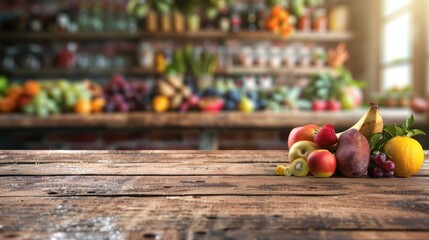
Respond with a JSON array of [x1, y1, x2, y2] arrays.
[[240, 46, 253, 67], [55, 42, 77, 69], [77, 51, 91, 69], [328, 5, 350, 32], [2, 47, 19, 71], [283, 46, 297, 68], [298, 45, 311, 67], [269, 46, 282, 69], [217, 46, 228, 71], [297, 11, 311, 31], [312, 47, 327, 67], [23, 44, 43, 70], [138, 42, 154, 69], [255, 46, 267, 68], [313, 9, 327, 32]]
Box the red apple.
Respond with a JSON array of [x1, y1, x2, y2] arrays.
[[410, 97, 428, 113], [288, 124, 319, 149], [326, 100, 342, 111], [307, 149, 337, 177], [312, 100, 327, 111]]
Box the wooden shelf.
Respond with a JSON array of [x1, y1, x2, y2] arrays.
[[0, 109, 424, 129], [0, 31, 353, 42], [224, 66, 333, 75], [4, 67, 332, 77], [2, 68, 158, 76]]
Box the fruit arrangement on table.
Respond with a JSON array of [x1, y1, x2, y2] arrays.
[[279, 103, 426, 178]]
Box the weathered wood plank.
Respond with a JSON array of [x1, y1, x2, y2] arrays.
[[0, 150, 428, 164], [2, 230, 428, 240], [0, 150, 289, 164], [0, 196, 428, 240], [1, 162, 428, 176], [1, 175, 428, 197], [0, 163, 276, 176]]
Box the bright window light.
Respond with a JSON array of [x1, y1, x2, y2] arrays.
[[382, 13, 411, 63], [384, 0, 410, 16], [382, 64, 411, 90]]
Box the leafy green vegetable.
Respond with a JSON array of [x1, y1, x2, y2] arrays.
[[369, 115, 426, 153]]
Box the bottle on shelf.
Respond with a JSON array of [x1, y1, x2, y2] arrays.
[[172, 10, 185, 33], [90, 2, 104, 32], [115, 4, 128, 32], [103, 1, 116, 31], [230, 5, 241, 33], [245, 5, 258, 32], [145, 10, 158, 32], [160, 13, 172, 32], [218, 8, 230, 32], [77, 1, 90, 32]]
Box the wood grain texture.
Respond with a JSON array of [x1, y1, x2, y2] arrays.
[[0, 150, 428, 239], [0, 109, 425, 129], [1, 196, 428, 240]]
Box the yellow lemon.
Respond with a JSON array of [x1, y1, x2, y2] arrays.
[[384, 136, 424, 177], [152, 95, 170, 113]]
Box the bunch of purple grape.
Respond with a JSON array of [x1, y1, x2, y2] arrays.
[[103, 74, 148, 112], [368, 152, 395, 178]]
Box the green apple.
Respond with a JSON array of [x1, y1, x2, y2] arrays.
[[288, 140, 319, 164], [0, 75, 8, 95]]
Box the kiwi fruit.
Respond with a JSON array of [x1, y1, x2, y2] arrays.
[[284, 166, 292, 177], [290, 158, 309, 177]]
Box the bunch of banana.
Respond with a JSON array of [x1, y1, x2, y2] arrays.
[[158, 74, 191, 110], [336, 102, 384, 139]]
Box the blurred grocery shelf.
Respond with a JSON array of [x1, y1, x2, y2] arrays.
[[0, 108, 424, 129], [0, 31, 353, 42]]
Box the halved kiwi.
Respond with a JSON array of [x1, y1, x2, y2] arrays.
[[290, 158, 309, 177], [284, 166, 292, 177]]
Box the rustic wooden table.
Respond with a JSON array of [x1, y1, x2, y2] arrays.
[[1, 150, 428, 240]]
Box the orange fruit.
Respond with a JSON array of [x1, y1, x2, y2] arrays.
[[91, 98, 106, 113], [384, 136, 425, 177], [271, 6, 283, 18], [6, 86, 23, 100], [0, 97, 17, 113], [23, 80, 40, 97], [152, 95, 169, 113], [266, 18, 279, 31], [74, 99, 92, 115], [278, 11, 288, 21]]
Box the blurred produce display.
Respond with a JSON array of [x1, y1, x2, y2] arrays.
[[0, 0, 385, 117]]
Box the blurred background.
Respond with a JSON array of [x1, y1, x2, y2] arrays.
[[0, 0, 428, 150]]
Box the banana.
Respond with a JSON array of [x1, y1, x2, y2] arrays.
[[336, 103, 383, 139]]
